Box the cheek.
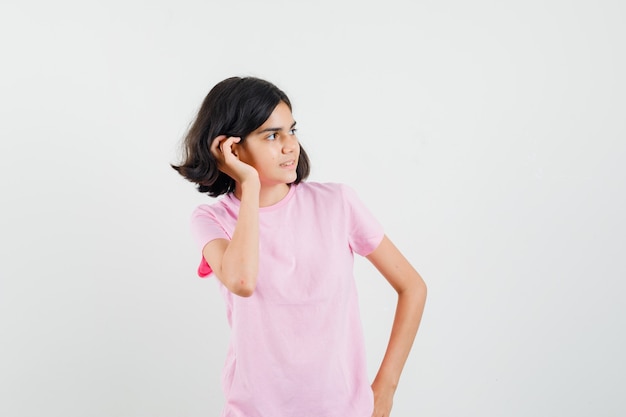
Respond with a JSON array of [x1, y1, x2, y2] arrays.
[[239, 146, 273, 167], [235, 143, 257, 164]]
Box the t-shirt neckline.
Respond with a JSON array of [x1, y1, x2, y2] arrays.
[[226, 183, 297, 212]]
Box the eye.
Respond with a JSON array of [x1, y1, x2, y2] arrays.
[[266, 133, 277, 141], [289, 128, 297, 135]]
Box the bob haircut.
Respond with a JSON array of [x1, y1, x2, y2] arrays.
[[172, 77, 311, 197]]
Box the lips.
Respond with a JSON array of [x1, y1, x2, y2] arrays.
[[279, 160, 296, 168]]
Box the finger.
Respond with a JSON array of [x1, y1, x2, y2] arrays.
[[210, 135, 227, 156], [221, 136, 241, 157]]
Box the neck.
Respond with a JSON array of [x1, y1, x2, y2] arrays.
[[234, 182, 291, 207]]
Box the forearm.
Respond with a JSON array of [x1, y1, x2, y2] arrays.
[[373, 280, 427, 391], [220, 180, 260, 296]]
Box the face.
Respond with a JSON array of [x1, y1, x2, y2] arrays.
[[234, 101, 300, 187]]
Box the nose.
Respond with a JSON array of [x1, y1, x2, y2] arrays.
[[282, 134, 299, 154]]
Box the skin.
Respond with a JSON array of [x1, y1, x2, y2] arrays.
[[202, 101, 427, 416], [366, 237, 427, 417]]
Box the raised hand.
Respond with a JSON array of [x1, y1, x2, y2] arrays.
[[210, 135, 259, 185]]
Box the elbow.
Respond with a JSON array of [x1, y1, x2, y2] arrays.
[[402, 275, 427, 301], [234, 284, 255, 297], [230, 275, 257, 297], [220, 262, 258, 297], [417, 277, 427, 300]]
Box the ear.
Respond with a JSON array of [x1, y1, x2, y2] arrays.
[[230, 141, 241, 158]]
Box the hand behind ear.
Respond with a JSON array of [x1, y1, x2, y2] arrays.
[[210, 135, 259, 184]]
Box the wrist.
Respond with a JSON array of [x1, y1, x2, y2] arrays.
[[238, 178, 260, 202], [240, 176, 260, 191], [372, 372, 399, 393]]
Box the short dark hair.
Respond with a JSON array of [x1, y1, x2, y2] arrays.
[[171, 77, 311, 197]]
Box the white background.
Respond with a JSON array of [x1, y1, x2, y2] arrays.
[[1, 0, 625, 416]]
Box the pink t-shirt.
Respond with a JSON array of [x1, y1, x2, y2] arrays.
[[190, 182, 384, 417]]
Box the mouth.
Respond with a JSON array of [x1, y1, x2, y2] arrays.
[[279, 160, 296, 168]]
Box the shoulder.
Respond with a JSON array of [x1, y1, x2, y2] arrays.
[[293, 182, 368, 217], [297, 182, 366, 207], [295, 181, 354, 199], [191, 195, 236, 221]]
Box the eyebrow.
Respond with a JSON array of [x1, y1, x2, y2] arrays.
[[258, 121, 297, 133]]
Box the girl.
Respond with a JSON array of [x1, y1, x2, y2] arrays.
[[172, 76, 426, 417]]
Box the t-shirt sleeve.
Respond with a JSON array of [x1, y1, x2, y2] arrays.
[[190, 206, 230, 278], [340, 184, 385, 256]]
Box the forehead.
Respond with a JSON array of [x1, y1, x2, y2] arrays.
[[256, 101, 294, 130]]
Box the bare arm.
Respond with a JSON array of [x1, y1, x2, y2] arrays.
[[202, 136, 260, 297], [366, 235, 427, 417]]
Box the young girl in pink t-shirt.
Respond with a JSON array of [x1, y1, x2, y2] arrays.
[[172, 77, 427, 417]]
